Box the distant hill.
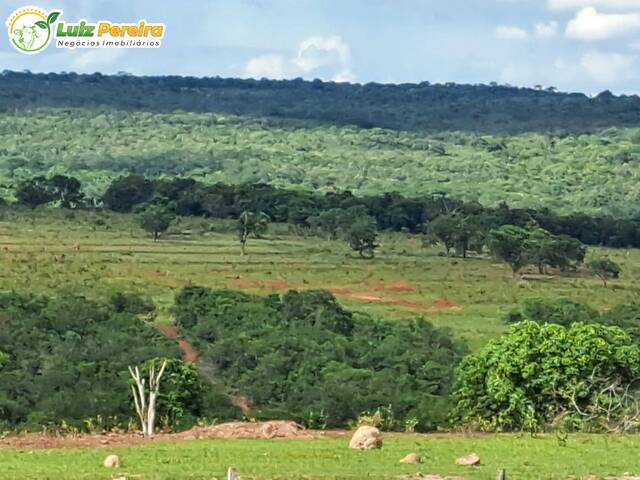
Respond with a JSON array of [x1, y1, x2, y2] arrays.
[[2, 71, 639, 134]]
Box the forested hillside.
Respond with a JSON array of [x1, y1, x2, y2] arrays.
[[2, 71, 639, 133], [1, 71, 639, 215]]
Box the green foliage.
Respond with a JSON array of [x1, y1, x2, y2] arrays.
[[451, 321, 640, 432], [588, 258, 622, 286], [103, 174, 154, 213], [2, 78, 640, 218], [15, 175, 84, 209], [141, 358, 205, 431], [488, 225, 532, 275], [0, 291, 231, 431], [173, 287, 464, 431], [489, 225, 586, 276], [509, 297, 599, 326], [345, 216, 378, 258], [601, 303, 640, 341], [138, 204, 176, 241], [109, 292, 155, 315]]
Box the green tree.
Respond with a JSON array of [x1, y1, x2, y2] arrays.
[[139, 205, 175, 241], [488, 225, 531, 277], [15, 176, 54, 209], [103, 175, 154, 213], [509, 297, 599, 326], [49, 175, 84, 208], [237, 210, 270, 255], [451, 321, 640, 432], [588, 258, 621, 287], [426, 215, 458, 256], [528, 228, 586, 274], [345, 217, 378, 259], [308, 209, 344, 241], [141, 357, 205, 431]]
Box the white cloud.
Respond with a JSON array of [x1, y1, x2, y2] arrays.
[[245, 54, 289, 79], [244, 35, 355, 82], [581, 51, 637, 83], [71, 50, 126, 72], [535, 21, 558, 37], [566, 7, 640, 40], [332, 70, 356, 83], [494, 26, 528, 40], [549, 0, 640, 10], [294, 35, 350, 72]]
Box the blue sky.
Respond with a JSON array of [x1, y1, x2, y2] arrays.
[[2, 0, 640, 94]]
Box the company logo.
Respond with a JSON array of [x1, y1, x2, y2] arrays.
[[7, 6, 60, 54], [7, 6, 164, 54]]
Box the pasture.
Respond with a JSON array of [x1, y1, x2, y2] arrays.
[[0, 208, 638, 349], [1, 434, 640, 479]]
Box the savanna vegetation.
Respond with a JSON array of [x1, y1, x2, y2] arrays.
[[1, 73, 640, 216], [2, 71, 640, 477]]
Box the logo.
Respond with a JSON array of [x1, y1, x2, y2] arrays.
[[7, 6, 164, 54], [7, 6, 60, 54]]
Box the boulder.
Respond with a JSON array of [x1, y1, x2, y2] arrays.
[[455, 453, 480, 466], [103, 454, 120, 468], [348, 426, 382, 450], [400, 453, 423, 464]]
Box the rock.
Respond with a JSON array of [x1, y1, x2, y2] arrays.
[[103, 454, 120, 468], [400, 453, 423, 464], [455, 453, 480, 466], [348, 426, 382, 450]]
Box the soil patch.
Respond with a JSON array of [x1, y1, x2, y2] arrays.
[[156, 325, 198, 364], [0, 421, 314, 449], [432, 298, 463, 311], [373, 281, 416, 293]]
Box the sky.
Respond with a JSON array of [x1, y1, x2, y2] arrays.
[[2, 0, 640, 94]]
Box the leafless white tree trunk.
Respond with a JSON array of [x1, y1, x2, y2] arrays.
[[128, 360, 167, 437]]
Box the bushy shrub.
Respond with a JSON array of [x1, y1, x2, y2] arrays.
[[173, 287, 465, 431], [0, 292, 233, 431], [110, 292, 155, 315], [508, 297, 598, 326], [451, 321, 640, 432]]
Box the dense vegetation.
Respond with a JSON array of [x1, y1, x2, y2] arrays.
[[1, 72, 640, 215], [0, 292, 234, 431], [9, 174, 640, 250], [451, 321, 640, 432], [2, 71, 639, 134], [173, 287, 464, 431]]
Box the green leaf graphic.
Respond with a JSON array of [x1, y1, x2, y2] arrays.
[[47, 11, 60, 24], [35, 21, 47, 29]]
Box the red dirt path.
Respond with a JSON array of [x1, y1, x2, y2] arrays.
[[156, 325, 198, 364]]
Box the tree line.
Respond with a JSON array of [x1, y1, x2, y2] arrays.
[[2, 70, 639, 134], [11, 174, 640, 251]]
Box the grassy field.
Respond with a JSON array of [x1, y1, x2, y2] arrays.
[[2, 434, 640, 479], [0, 208, 638, 349]]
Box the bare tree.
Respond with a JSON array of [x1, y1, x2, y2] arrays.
[[128, 360, 168, 437]]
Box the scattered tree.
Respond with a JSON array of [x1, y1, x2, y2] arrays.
[[237, 210, 270, 255], [139, 204, 175, 241], [589, 258, 621, 287], [488, 225, 531, 277], [15, 176, 55, 209], [346, 217, 378, 259]]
